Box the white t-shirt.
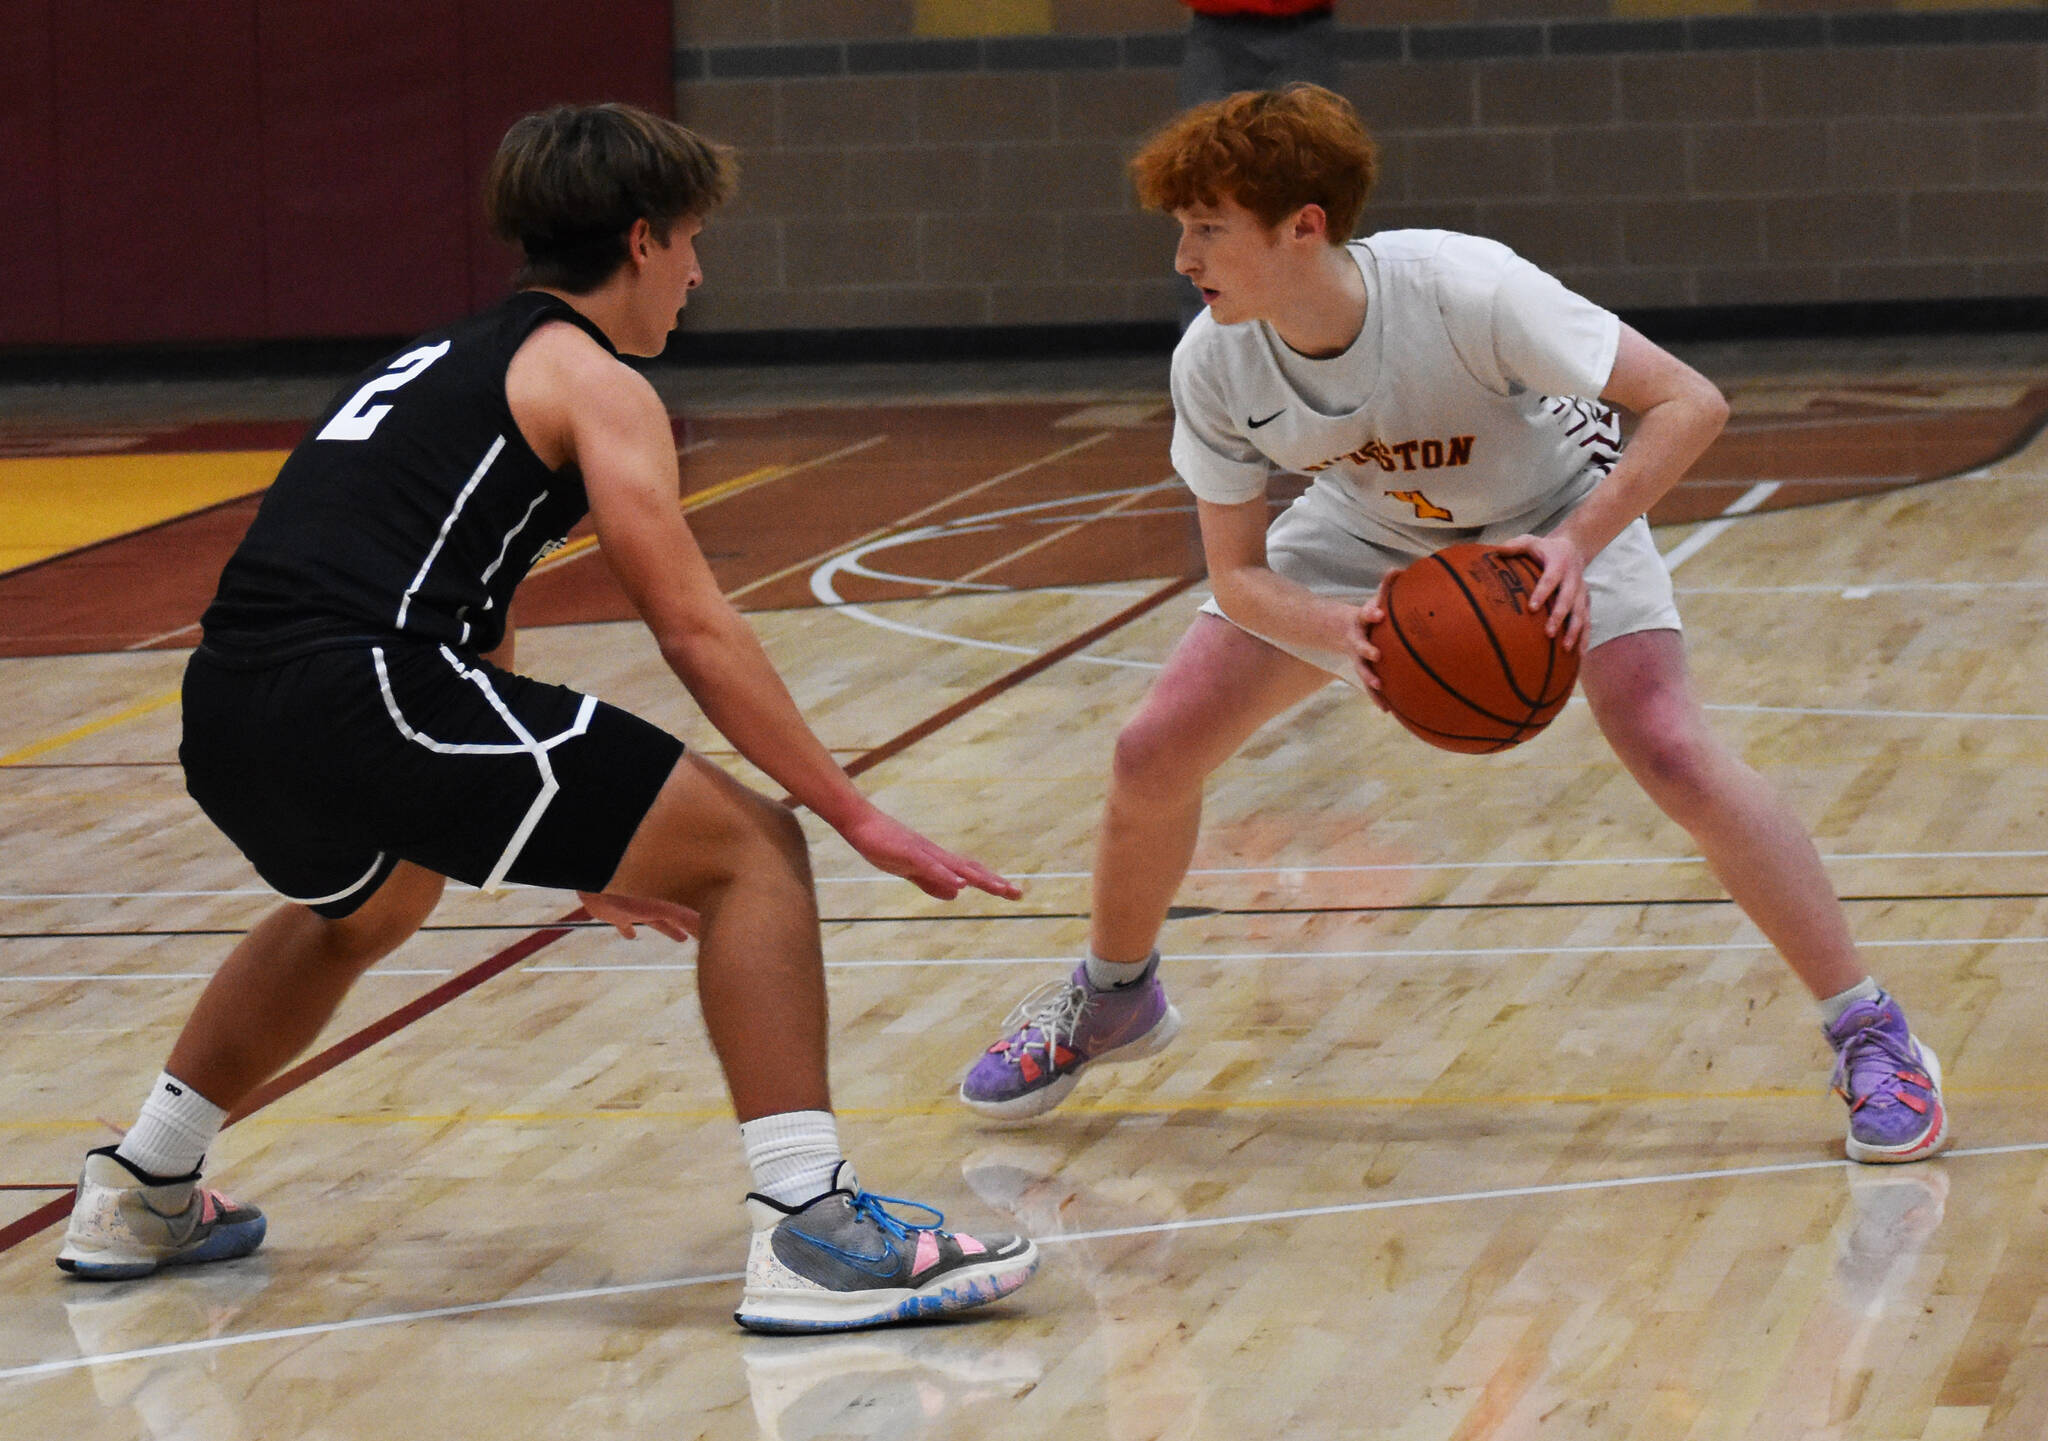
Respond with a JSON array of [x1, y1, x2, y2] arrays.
[[1169, 230, 1623, 552]]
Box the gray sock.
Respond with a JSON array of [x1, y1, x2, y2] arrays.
[[1083, 949, 1157, 990], [1819, 975, 1882, 1029]]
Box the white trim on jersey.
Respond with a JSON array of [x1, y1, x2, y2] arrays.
[[277, 850, 390, 908], [395, 434, 508, 633], [370, 645, 597, 893], [459, 488, 551, 641]]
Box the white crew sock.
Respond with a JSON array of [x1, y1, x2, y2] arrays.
[[1083, 948, 1156, 991], [1819, 975, 1883, 1029], [115, 1071, 227, 1180], [740, 1110, 844, 1208]]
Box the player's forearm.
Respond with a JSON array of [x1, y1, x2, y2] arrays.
[[658, 616, 872, 831], [1211, 564, 1360, 656], [1557, 389, 1727, 561]]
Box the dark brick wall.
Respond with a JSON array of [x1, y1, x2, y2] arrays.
[[671, 3, 2048, 333]]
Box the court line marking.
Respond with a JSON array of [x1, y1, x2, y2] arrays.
[[1677, 580, 2048, 596], [810, 481, 1180, 669], [6, 931, 2044, 983], [1658, 481, 1781, 572], [7, 848, 2048, 903], [724, 431, 1116, 603], [0, 689, 182, 767], [6, 1139, 2042, 1384], [528, 434, 888, 578], [937, 481, 1180, 595], [0, 576, 1200, 1260], [18, 1071, 2048, 1131]]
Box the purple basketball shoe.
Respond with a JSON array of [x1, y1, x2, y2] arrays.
[[959, 958, 1183, 1120], [1827, 994, 1949, 1164]]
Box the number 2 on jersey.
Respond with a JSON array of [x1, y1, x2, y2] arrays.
[[315, 341, 452, 442]]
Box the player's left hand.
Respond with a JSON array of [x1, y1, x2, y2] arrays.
[[838, 807, 1024, 902], [1497, 532, 1590, 651], [578, 890, 700, 941]]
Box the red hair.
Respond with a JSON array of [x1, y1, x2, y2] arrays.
[[1129, 84, 1378, 242]]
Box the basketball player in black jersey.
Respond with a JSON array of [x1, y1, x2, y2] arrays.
[[57, 103, 1040, 1332]]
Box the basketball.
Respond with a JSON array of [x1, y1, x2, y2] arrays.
[[1367, 543, 1579, 754]]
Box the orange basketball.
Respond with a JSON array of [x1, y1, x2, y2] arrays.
[[1366, 542, 1579, 754]]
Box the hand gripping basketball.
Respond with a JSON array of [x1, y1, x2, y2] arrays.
[[1364, 542, 1580, 753]]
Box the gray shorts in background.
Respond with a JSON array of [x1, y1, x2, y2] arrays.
[[1198, 491, 1683, 687]]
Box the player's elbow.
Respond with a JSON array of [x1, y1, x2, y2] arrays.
[[652, 615, 734, 680], [1672, 367, 1729, 438], [1694, 376, 1730, 435]]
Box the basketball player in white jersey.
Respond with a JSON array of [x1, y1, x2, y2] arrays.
[[57, 104, 1039, 1332], [961, 85, 1948, 1166]]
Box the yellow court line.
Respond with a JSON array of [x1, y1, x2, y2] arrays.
[[4, 1081, 2030, 1132], [3, 451, 822, 764], [0, 688, 181, 767], [528, 463, 791, 578]]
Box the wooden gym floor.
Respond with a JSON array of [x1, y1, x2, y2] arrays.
[[3, 333, 2048, 1439]]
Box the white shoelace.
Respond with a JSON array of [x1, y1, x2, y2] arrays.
[[999, 979, 1090, 1062]]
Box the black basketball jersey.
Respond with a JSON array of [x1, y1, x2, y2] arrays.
[[200, 291, 615, 661]]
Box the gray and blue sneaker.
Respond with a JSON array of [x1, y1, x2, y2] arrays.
[[57, 1146, 266, 1280], [735, 1163, 1039, 1334]]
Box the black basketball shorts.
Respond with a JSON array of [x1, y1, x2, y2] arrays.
[[180, 640, 685, 918]]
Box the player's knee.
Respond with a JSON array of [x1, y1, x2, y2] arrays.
[[1111, 717, 1204, 799], [322, 868, 442, 963], [736, 790, 813, 879], [1626, 725, 1717, 803]]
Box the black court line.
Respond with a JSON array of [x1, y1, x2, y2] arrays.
[[5, 888, 2046, 942]]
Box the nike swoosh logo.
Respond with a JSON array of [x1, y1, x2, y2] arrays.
[[787, 1227, 900, 1278], [1247, 410, 1284, 429]]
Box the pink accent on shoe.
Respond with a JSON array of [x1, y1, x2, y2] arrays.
[[955, 1234, 988, 1256], [913, 1229, 942, 1277], [198, 1191, 221, 1224]]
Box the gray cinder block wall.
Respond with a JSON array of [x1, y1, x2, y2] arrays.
[[671, 1, 2048, 333]]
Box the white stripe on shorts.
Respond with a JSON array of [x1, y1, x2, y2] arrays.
[[277, 849, 390, 908], [371, 646, 597, 892]]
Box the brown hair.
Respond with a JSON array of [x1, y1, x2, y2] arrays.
[[1129, 84, 1378, 243], [485, 103, 737, 293]]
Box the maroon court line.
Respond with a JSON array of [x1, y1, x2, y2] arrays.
[[0, 570, 1200, 1260]]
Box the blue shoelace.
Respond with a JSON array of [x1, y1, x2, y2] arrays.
[[850, 1189, 945, 1239]]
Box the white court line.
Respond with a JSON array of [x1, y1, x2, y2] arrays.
[[8, 847, 2048, 903], [7, 1139, 2045, 1383], [10, 933, 2047, 983], [809, 481, 1181, 670], [1678, 580, 2048, 596], [1660, 481, 1781, 571], [1704, 700, 2048, 723], [837, 551, 1150, 601]]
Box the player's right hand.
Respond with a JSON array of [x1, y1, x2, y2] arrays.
[[1348, 575, 1395, 709], [838, 806, 1023, 902], [578, 890, 699, 941]]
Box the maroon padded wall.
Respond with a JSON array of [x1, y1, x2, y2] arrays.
[[0, 0, 63, 344], [261, 1, 471, 337], [2, 0, 671, 347]]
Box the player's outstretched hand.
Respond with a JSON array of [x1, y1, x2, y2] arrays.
[[839, 806, 1023, 902], [1497, 532, 1590, 651], [578, 890, 700, 941]]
